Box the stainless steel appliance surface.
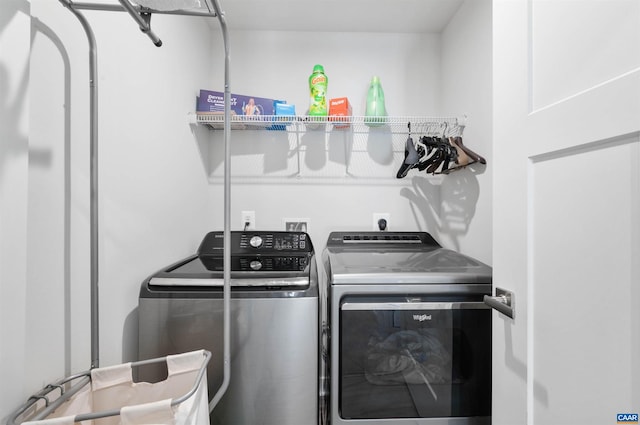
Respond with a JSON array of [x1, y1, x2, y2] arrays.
[[138, 231, 319, 425], [324, 231, 492, 425]]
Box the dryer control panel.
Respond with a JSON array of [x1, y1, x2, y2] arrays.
[[326, 231, 440, 248]]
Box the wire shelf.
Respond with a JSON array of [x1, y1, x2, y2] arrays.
[[194, 113, 466, 136]]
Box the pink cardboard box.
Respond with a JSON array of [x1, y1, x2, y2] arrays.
[[328, 97, 352, 128]]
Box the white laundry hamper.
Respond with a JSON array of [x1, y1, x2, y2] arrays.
[[18, 350, 210, 425]]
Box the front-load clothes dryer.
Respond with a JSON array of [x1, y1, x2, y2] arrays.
[[323, 231, 492, 425], [138, 231, 319, 425]]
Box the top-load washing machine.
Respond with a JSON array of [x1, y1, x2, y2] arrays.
[[138, 231, 319, 425], [323, 231, 492, 425]]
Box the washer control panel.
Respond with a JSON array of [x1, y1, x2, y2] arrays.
[[196, 231, 313, 273], [239, 232, 308, 252], [198, 231, 313, 256], [197, 254, 309, 272]]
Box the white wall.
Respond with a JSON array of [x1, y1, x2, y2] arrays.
[[203, 0, 493, 264], [441, 0, 493, 264], [1, 1, 215, 419], [204, 29, 445, 253], [1, 0, 492, 420], [0, 0, 31, 418]]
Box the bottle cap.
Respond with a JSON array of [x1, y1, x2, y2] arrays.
[[313, 64, 325, 73], [371, 76, 380, 83]]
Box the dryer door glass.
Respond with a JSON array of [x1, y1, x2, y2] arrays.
[[339, 296, 491, 419]]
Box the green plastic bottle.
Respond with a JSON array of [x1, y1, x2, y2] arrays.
[[365, 76, 387, 127], [308, 64, 328, 116]]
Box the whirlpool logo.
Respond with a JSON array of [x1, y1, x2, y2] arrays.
[[413, 314, 432, 322], [617, 413, 639, 424]]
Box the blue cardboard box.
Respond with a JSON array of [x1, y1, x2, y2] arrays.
[[268, 102, 296, 130]]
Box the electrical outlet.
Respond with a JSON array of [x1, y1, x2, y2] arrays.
[[282, 218, 310, 233], [372, 213, 390, 231], [241, 210, 255, 230]]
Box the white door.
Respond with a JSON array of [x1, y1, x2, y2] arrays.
[[492, 0, 640, 424]]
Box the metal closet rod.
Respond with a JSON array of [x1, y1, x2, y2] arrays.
[[205, 0, 232, 413], [53, 0, 231, 417], [58, 0, 100, 371], [64, 0, 219, 47], [70, 1, 218, 15]]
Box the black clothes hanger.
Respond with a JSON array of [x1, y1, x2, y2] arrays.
[[441, 136, 486, 174], [417, 136, 455, 174], [396, 122, 421, 178], [395, 122, 486, 177], [416, 136, 438, 171]]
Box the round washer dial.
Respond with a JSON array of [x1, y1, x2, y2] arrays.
[[249, 235, 263, 248]]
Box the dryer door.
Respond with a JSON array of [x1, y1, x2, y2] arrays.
[[338, 296, 491, 422]]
